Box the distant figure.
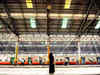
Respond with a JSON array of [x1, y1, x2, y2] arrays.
[[39, 57, 42, 65], [49, 53, 55, 74], [64, 57, 69, 65]]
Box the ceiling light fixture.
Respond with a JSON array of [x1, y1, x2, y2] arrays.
[[64, 0, 72, 9], [95, 20, 100, 29], [30, 17, 36, 28], [26, 0, 33, 8], [61, 18, 69, 28]]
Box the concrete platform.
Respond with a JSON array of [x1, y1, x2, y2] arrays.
[[0, 67, 100, 75]]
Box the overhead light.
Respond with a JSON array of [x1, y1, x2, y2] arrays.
[[30, 17, 36, 28], [95, 20, 100, 29], [0, 13, 98, 20], [61, 18, 69, 28], [26, 0, 33, 8], [64, 0, 72, 9]]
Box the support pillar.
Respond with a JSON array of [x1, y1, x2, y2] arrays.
[[47, 40, 50, 64], [15, 37, 19, 64], [78, 40, 81, 64]]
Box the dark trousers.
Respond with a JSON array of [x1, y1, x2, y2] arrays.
[[49, 64, 55, 73]]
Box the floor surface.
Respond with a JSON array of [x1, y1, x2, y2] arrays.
[[0, 67, 100, 75]]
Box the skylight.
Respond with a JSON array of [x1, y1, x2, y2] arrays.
[[30, 17, 36, 28], [95, 20, 100, 29], [61, 18, 69, 28]]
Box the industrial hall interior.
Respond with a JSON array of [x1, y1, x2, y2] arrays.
[[0, 0, 100, 75]]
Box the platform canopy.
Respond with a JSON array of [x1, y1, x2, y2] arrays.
[[0, 0, 100, 36]]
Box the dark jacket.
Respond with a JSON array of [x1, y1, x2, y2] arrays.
[[49, 53, 55, 73], [49, 53, 54, 64]]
